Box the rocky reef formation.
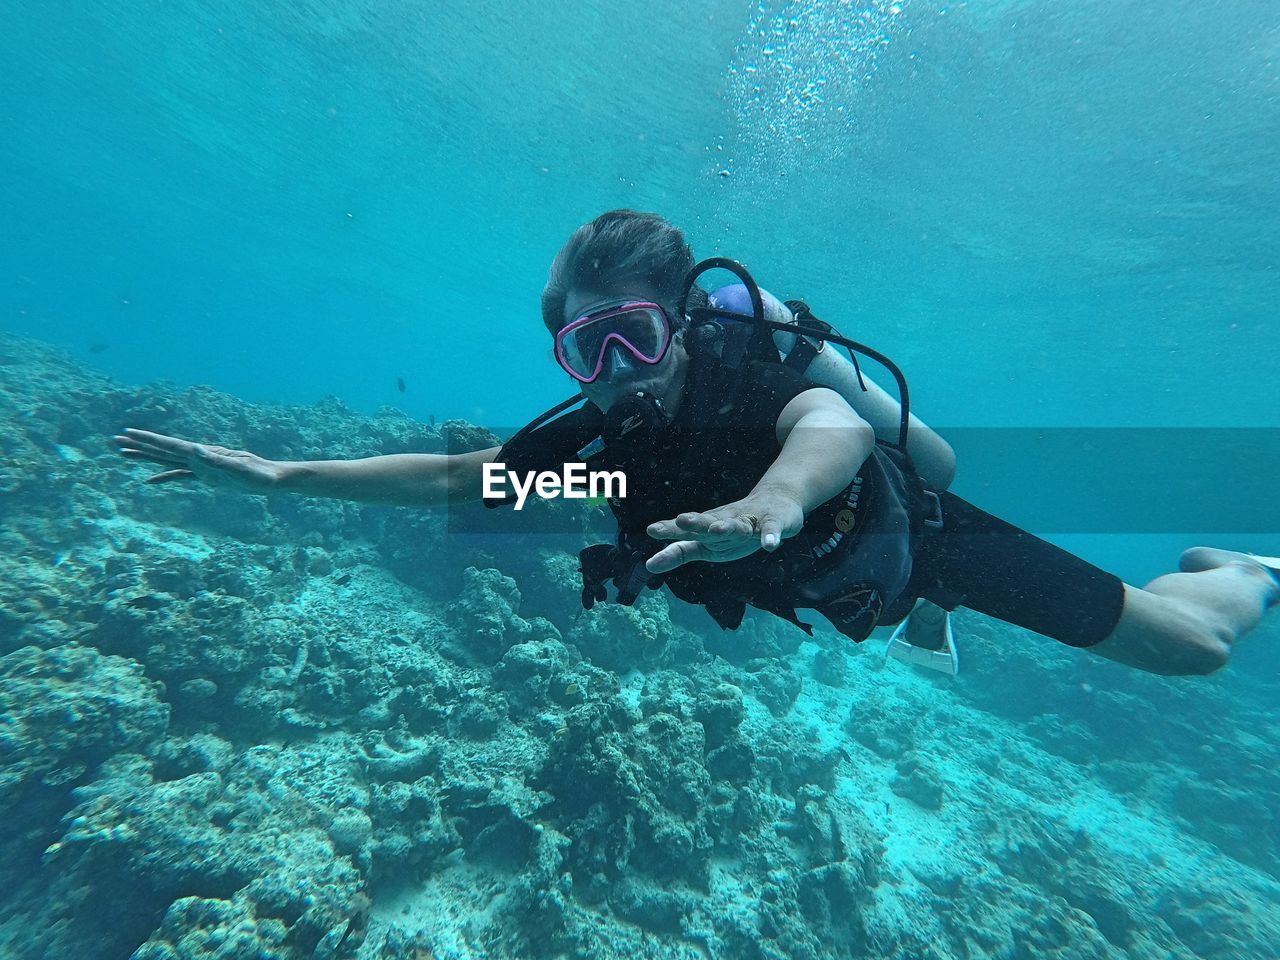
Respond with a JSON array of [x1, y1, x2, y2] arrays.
[[1, 332, 1278, 959]]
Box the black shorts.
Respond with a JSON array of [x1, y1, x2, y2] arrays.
[[894, 492, 1126, 648]]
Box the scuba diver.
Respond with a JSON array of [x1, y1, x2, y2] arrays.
[[117, 210, 1280, 677]]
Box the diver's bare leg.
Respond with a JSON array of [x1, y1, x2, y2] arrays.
[[1089, 549, 1278, 676]]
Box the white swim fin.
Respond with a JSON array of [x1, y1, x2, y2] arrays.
[[886, 600, 959, 676]]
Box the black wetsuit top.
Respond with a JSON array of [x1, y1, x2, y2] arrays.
[[496, 358, 920, 640]]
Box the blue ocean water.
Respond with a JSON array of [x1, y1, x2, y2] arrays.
[[3, 2, 1280, 957], [4, 0, 1279, 572]]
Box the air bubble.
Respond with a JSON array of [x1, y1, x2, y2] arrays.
[[725, 0, 907, 187]]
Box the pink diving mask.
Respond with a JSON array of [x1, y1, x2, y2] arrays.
[[553, 300, 673, 383]]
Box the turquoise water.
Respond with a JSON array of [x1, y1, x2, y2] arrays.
[[3, 2, 1280, 957], [6, 0, 1280, 571], [6, 1, 1277, 426]]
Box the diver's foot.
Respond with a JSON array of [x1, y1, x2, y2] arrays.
[[886, 600, 959, 676], [1179, 547, 1280, 605], [1180, 546, 1280, 579]]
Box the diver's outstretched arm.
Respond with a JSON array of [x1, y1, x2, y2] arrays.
[[645, 388, 873, 573], [274, 447, 502, 505], [115, 427, 500, 506]]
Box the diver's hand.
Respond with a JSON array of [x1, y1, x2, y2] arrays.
[[644, 488, 805, 573], [114, 428, 283, 489]]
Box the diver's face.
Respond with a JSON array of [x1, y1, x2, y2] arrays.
[[559, 284, 688, 412]]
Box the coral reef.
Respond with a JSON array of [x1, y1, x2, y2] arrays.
[[1, 332, 1279, 959]]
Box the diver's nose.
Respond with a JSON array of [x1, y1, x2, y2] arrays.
[[605, 343, 635, 378]]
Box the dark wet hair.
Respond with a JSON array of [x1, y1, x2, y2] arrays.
[[541, 209, 706, 332]]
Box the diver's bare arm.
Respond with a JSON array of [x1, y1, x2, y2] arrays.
[[276, 446, 501, 506], [117, 428, 500, 505], [753, 388, 876, 514], [645, 389, 873, 569]]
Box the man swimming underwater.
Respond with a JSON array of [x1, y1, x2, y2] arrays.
[[117, 210, 1280, 676]]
